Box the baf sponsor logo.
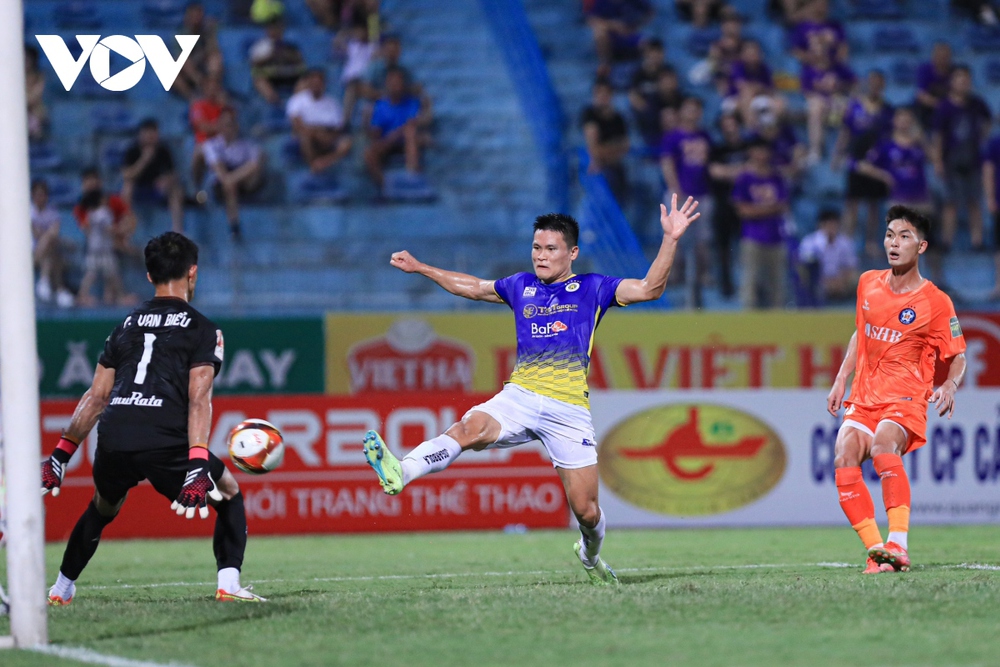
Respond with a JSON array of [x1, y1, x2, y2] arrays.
[[530, 321, 568, 338], [347, 318, 474, 393], [35, 34, 200, 92], [598, 403, 786, 515]]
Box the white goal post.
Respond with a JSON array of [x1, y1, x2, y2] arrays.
[[0, 0, 49, 648]]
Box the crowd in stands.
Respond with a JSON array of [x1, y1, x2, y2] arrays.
[[28, 0, 434, 308], [579, 0, 1000, 309]]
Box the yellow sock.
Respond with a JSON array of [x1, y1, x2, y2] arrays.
[[887, 506, 910, 534], [852, 517, 883, 550]]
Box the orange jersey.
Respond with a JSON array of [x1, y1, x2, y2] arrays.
[[849, 270, 965, 409]]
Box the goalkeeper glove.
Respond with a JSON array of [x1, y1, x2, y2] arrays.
[[171, 446, 222, 519], [41, 436, 79, 497]]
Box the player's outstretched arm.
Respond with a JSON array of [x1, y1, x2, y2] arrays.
[[390, 250, 503, 303], [171, 365, 222, 519], [615, 194, 700, 306], [827, 332, 858, 416], [931, 353, 966, 419], [41, 365, 115, 496]]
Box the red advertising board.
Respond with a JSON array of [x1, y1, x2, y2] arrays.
[[41, 394, 569, 541]]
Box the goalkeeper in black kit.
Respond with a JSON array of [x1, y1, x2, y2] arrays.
[[40, 232, 264, 603]]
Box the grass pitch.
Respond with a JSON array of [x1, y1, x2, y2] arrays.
[[2, 526, 999, 667]]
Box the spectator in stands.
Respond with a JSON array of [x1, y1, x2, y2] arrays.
[[789, 0, 846, 65], [75, 187, 137, 308], [580, 77, 630, 204], [25, 45, 47, 140], [287, 69, 353, 173], [801, 40, 856, 162], [171, 2, 224, 101], [707, 14, 746, 95], [364, 34, 416, 100], [306, 0, 378, 31], [952, 0, 1000, 25], [932, 65, 991, 251], [633, 65, 684, 153], [728, 40, 780, 125], [749, 98, 806, 181], [250, 17, 307, 105], [31, 179, 73, 308], [675, 0, 724, 28], [583, 0, 653, 74], [365, 66, 432, 192], [855, 107, 933, 256], [121, 119, 185, 234], [337, 23, 379, 126], [982, 127, 1000, 299], [73, 168, 137, 255], [798, 207, 859, 304], [627, 39, 666, 152], [733, 139, 789, 309], [189, 75, 229, 202], [914, 42, 954, 130], [833, 69, 893, 244], [660, 97, 713, 308], [708, 112, 748, 298], [204, 109, 265, 240]]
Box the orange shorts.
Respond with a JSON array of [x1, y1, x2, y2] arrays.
[[841, 400, 928, 452]]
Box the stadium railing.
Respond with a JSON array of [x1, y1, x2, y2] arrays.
[[479, 0, 569, 214]]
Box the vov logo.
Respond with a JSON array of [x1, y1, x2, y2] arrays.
[[35, 35, 200, 92]]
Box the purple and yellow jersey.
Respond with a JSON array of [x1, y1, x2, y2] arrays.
[[493, 272, 624, 409]]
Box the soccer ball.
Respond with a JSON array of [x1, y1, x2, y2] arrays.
[[227, 419, 284, 475]]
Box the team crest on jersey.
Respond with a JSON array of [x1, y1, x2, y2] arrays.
[[215, 329, 225, 361], [565, 282, 580, 292], [522, 304, 537, 319], [898, 308, 916, 325], [522, 286, 536, 297]]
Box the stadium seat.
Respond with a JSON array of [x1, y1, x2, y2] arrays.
[[381, 170, 437, 203], [91, 105, 138, 134], [290, 172, 349, 205], [872, 26, 920, 53], [29, 142, 63, 172], [969, 25, 1000, 52], [53, 2, 102, 29], [847, 0, 905, 20], [140, 0, 187, 28]]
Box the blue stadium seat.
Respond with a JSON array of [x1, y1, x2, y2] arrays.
[[873, 26, 920, 54], [685, 27, 719, 58], [91, 105, 138, 134], [290, 172, 349, 205], [970, 25, 1000, 52], [43, 175, 78, 207], [141, 0, 187, 29], [53, 2, 102, 29], [382, 170, 437, 203], [848, 0, 904, 20], [29, 142, 63, 172]]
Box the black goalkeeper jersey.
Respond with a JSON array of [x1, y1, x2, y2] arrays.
[[97, 297, 223, 451]]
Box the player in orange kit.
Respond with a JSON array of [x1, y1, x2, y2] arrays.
[[827, 205, 966, 574]]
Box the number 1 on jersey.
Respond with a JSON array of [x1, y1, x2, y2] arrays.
[[135, 333, 156, 384]]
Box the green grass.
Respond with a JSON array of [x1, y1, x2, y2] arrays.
[[2, 526, 1000, 667]]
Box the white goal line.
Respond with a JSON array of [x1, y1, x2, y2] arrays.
[[77, 561, 1000, 592]]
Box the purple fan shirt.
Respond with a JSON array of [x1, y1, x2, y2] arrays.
[[933, 95, 992, 166], [728, 61, 773, 96], [800, 61, 855, 96], [732, 170, 788, 244], [842, 98, 894, 159], [866, 140, 928, 203], [659, 128, 712, 196], [791, 20, 846, 57], [982, 135, 1000, 208], [916, 61, 953, 99]]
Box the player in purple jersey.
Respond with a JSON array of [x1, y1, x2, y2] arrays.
[[362, 197, 701, 584]]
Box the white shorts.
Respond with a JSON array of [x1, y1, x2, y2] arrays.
[[467, 383, 598, 470]]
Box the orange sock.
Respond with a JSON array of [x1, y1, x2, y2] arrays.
[[835, 466, 883, 549], [873, 453, 911, 538]]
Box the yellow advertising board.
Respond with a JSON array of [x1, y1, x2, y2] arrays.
[[325, 312, 857, 394]]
